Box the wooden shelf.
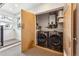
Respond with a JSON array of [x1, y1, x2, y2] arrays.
[[58, 17, 64, 23]]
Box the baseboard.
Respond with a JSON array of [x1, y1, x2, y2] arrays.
[[0, 42, 21, 52]]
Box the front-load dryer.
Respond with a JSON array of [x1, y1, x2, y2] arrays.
[[48, 31, 63, 52]]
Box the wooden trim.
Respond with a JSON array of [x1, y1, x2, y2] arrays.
[[63, 4, 73, 56], [63, 3, 77, 56], [72, 3, 77, 56], [71, 3, 73, 56]]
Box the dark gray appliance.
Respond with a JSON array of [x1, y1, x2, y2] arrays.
[[48, 31, 63, 52], [37, 31, 49, 47]]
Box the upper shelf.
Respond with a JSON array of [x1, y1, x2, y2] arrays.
[[58, 17, 64, 23]]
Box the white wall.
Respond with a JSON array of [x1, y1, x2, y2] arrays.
[[0, 14, 21, 41], [37, 13, 63, 32], [4, 17, 21, 41], [37, 13, 49, 28], [4, 29, 16, 41], [0, 16, 16, 41], [14, 15, 21, 41], [15, 29, 21, 41], [3, 17, 21, 41], [0, 9, 15, 18]]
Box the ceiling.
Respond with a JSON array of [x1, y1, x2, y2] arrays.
[[0, 3, 42, 17], [0, 3, 65, 18]]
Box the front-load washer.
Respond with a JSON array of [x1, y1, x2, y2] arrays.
[[37, 31, 49, 47]]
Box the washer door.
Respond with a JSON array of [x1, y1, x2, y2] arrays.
[[50, 35, 61, 46], [37, 33, 46, 46]]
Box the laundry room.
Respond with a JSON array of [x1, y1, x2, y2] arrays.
[[36, 7, 63, 52]]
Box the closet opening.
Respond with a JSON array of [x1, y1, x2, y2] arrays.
[[36, 8, 64, 53]]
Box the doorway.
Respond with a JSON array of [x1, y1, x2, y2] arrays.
[[21, 3, 76, 56], [36, 9, 63, 53], [0, 15, 21, 49]]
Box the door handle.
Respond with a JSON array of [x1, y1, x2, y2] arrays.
[[73, 37, 77, 40], [74, 38, 77, 40]]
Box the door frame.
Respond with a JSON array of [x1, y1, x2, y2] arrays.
[[72, 3, 77, 56], [63, 3, 77, 56]]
